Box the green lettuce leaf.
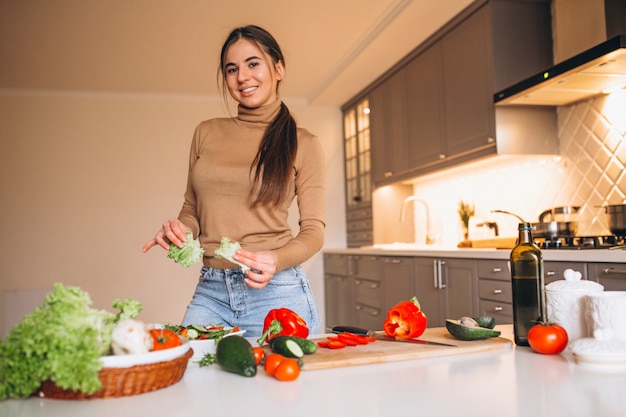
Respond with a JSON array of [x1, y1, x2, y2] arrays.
[[214, 237, 250, 271], [167, 232, 205, 267]]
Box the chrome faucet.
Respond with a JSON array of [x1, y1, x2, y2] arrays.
[[399, 196, 435, 245]]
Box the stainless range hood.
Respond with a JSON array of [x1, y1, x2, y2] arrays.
[[494, 35, 626, 106]]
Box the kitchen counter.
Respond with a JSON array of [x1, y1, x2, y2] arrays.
[[325, 246, 626, 263], [2, 326, 625, 417]]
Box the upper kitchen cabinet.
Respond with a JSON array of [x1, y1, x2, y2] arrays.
[[364, 0, 555, 185], [343, 99, 373, 247], [370, 69, 409, 183]]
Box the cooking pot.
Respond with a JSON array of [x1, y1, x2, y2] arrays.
[[533, 206, 579, 238], [605, 204, 626, 236], [492, 207, 579, 238]]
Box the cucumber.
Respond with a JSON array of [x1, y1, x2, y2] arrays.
[[215, 335, 257, 377], [268, 336, 305, 358], [282, 336, 318, 354]]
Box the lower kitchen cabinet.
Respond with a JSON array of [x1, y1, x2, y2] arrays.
[[323, 254, 355, 327], [478, 259, 512, 325], [354, 255, 415, 330], [588, 262, 626, 291], [414, 257, 478, 328]]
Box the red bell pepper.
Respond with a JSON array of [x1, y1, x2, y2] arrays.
[[257, 308, 309, 345], [383, 296, 427, 338]]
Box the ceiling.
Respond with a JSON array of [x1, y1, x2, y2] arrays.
[[0, 0, 474, 106]]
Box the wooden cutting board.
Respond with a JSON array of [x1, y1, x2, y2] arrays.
[[301, 326, 512, 371]]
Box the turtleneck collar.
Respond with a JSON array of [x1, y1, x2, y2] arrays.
[[237, 99, 282, 125]]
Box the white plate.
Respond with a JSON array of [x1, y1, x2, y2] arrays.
[[189, 330, 246, 362], [100, 338, 190, 368], [571, 337, 626, 373]]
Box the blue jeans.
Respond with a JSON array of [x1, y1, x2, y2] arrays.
[[181, 265, 320, 338]]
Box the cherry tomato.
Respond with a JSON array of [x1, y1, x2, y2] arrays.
[[253, 347, 266, 366], [149, 328, 182, 351], [273, 357, 301, 381], [264, 353, 285, 377], [528, 322, 568, 355]]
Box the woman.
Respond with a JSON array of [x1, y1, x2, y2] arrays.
[[142, 25, 325, 337]]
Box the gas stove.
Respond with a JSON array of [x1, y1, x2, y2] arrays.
[[534, 235, 626, 250]]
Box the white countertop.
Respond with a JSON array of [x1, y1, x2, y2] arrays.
[[324, 246, 626, 263], [2, 326, 625, 417]]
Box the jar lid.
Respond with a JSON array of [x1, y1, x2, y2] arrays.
[[545, 269, 604, 293]]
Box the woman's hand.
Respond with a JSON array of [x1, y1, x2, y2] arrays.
[[142, 218, 191, 253], [234, 249, 278, 289]]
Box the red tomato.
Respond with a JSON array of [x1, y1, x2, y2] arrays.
[[273, 358, 300, 381], [528, 323, 568, 355], [264, 353, 285, 377], [253, 347, 266, 366], [149, 329, 182, 351]]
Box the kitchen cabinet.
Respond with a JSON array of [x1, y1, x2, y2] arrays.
[[478, 260, 588, 325], [354, 0, 554, 186], [343, 99, 373, 247], [588, 262, 626, 291], [477, 259, 512, 325], [324, 254, 416, 329], [323, 253, 355, 327], [370, 69, 409, 183], [414, 257, 478, 328], [354, 255, 415, 330]]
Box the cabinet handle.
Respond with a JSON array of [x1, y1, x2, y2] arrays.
[[384, 171, 393, 177], [493, 289, 503, 294], [355, 280, 362, 285], [487, 137, 495, 144], [433, 259, 446, 290], [494, 306, 504, 312], [438, 154, 446, 160], [493, 267, 502, 273], [546, 271, 556, 276], [370, 310, 379, 316], [391, 259, 401, 264], [370, 283, 379, 289], [603, 268, 626, 275], [356, 305, 362, 311]]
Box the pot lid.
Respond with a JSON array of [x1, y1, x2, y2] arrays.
[[545, 269, 604, 293]]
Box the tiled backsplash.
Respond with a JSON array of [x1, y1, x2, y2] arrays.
[[410, 91, 626, 245]]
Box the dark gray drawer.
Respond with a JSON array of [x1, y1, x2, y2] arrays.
[[479, 279, 512, 303], [354, 278, 381, 308], [477, 260, 509, 281], [324, 253, 350, 275]]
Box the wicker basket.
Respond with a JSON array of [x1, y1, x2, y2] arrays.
[[37, 348, 193, 400]]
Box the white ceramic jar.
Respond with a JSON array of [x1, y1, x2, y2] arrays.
[[545, 269, 604, 342]]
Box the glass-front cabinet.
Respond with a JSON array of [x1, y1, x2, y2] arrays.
[[343, 99, 373, 247]]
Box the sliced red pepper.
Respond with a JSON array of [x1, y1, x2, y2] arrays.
[[326, 340, 347, 349], [336, 334, 359, 346], [383, 296, 427, 338], [257, 308, 309, 345]]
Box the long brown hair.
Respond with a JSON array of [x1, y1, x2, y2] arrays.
[[219, 25, 297, 208]]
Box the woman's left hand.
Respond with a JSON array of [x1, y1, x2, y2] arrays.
[[233, 249, 278, 289]]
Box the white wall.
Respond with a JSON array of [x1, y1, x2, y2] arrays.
[[0, 90, 344, 337]]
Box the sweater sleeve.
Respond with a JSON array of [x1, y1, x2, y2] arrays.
[[177, 123, 202, 238], [273, 131, 326, 271]]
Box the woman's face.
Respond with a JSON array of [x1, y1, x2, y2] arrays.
[[224, 39, 284, 109]]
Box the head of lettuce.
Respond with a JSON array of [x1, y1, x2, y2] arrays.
[[0, 283, 142, 400]]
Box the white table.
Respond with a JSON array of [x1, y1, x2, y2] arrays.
[[1, 326, 625, 417]]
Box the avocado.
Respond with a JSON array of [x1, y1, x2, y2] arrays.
[[445, 319, 501, 341], [215, 335, 257, 377]]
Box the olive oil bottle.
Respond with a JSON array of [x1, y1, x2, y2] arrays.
[[510, 222, 544, 346]]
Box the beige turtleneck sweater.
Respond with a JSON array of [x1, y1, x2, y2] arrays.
[[178, 100, 326, 271]]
